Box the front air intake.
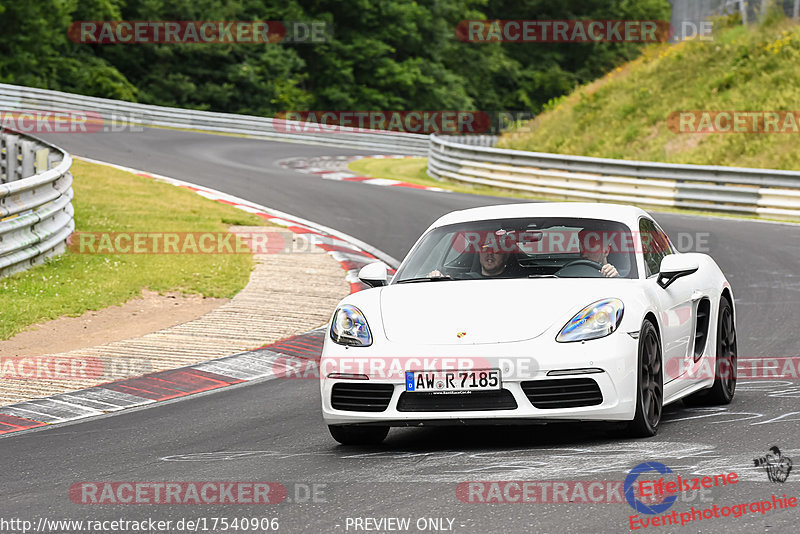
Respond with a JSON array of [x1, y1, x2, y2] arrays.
[[331, 383, 394, 412], [397, 389, 517, 411], [521, 378, 603, 409]]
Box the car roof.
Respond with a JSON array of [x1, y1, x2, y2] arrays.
[[429, 202, 651, 230]]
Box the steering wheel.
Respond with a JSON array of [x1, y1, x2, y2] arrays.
[[560, 259, 603, 270], [555, 259, 604, 278]]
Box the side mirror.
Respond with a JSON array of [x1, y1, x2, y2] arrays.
[[657, 255, 699, 289], [358, 262, 389, 288]]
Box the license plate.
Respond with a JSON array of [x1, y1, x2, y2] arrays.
[[405, 369, 501, 393]]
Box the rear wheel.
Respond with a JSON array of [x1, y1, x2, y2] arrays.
[[328, 425, 389, 445], [626, 319, 663, 438], [684, 297, 737, 406]]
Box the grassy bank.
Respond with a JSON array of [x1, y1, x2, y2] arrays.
[[499, 14, 800, 170], [0, 159, 268, 340]]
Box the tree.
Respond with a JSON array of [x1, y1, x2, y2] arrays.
[[0, 0, 672, 120]]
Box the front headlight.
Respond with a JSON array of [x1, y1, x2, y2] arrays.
[[330, 305, 372, 346], [556, 298, 624, 343]]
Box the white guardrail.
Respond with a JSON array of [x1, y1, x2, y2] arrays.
[[428, 134, 800, 219], [0, 83, 430, 156], [0, 132, 74, 278]]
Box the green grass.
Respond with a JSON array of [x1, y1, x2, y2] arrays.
[[0, 159, 270, 340], [498, 14, 800, 170], [347, 157, 543, 199], [349, 157, 435, 186]]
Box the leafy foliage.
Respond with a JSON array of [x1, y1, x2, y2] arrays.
[[0, 0, 669, 116]]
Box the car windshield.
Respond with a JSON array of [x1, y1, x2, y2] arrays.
[[393, 217, 639, 282]]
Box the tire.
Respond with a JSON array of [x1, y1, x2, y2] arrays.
[[328, 425, 389, 446], [684, 297, 737, 406], [625, 319, 663, 438]]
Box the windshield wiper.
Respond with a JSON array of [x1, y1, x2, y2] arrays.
[[528, 274, 560, 278], [396, 275, 454, 284]]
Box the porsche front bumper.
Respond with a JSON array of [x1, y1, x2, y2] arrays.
[[320, 331, 640, 426]]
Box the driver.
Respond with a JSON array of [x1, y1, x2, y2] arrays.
[[429, 246, 511, 278], [477, 245, 510, 276], [430, 228, 516, 278], [578, 229, 620, 278]]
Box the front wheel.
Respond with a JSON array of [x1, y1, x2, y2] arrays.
[[328, 425, 389, 445], [625, 319, 663, 438]]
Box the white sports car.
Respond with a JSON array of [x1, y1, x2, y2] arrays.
[[320, 203, 737, 445]]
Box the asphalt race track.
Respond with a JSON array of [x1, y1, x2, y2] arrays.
[[2, 128, 799, 533]]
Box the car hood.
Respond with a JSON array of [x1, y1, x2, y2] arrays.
[[379, 278, 634, 345]]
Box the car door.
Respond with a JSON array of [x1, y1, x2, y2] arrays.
[[640, 218, 695, 383]]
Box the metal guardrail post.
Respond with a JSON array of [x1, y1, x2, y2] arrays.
[[1, 134, 20, 184], [20, 139, 36, 177], [0, 135, 6, 183], [35, 148, 50, 174]]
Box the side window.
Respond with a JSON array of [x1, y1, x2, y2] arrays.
[[639, 219, 672, 277]]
